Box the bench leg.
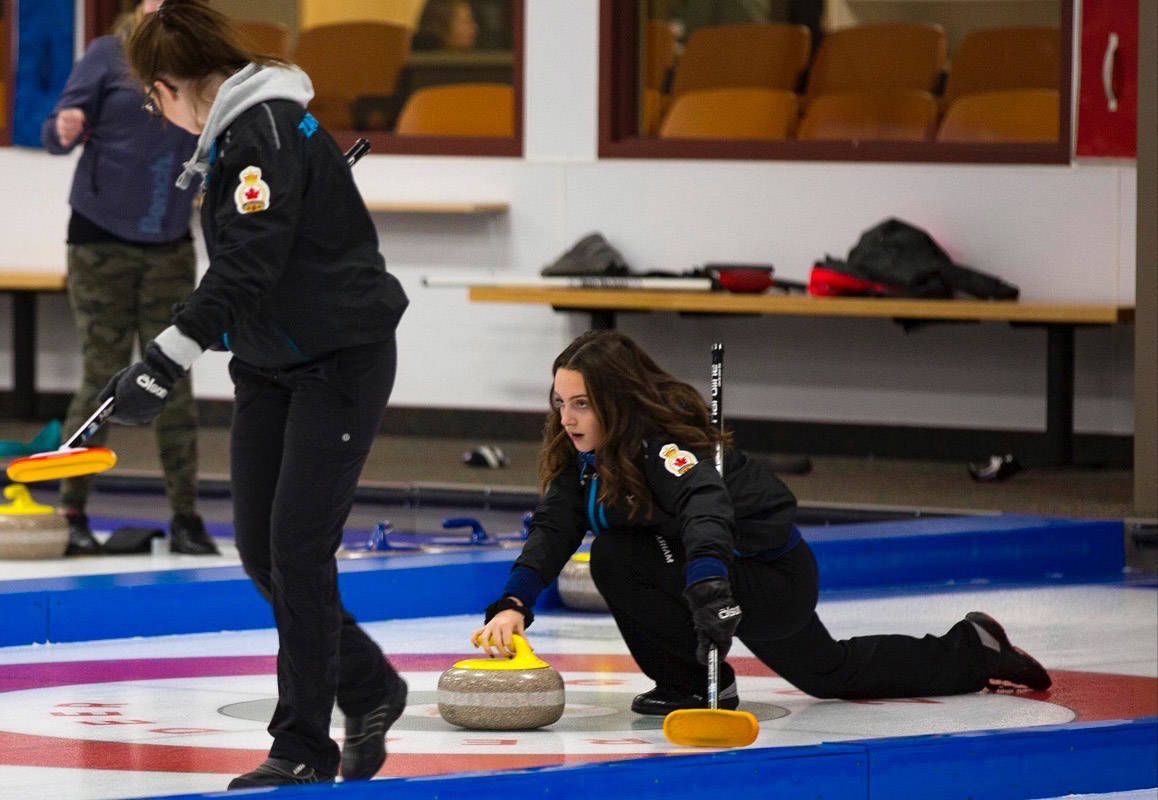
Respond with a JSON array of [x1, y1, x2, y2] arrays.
[[1045, 324, 1075, 465], [11, 291, 37, 419]]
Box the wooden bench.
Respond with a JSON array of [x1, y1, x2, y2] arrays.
[[466, 284, 1136, 465], [0, 271, 67, 418]]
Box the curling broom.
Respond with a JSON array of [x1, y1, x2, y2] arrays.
[[5, 397, 117, 483], [662, 343, 760, 748]]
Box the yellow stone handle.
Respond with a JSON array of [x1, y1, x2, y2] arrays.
[[454, 633, 552, 671], [1, 484, 54, 515]]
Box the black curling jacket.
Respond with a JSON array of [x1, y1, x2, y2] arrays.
[[505, 439, 799, 606], [174, 83, 407, 369]]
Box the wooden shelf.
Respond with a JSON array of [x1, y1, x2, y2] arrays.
[[0, 271, 67, 291], [468, 285, 1135, 325]]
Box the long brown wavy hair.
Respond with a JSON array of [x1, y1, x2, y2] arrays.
[[538, 330, 729, 519], [124, 0, 283, 92]]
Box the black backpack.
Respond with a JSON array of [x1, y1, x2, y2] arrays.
[[840, 218, 1020, 300]]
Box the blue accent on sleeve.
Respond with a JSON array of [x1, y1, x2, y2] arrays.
[[685, 556, 729, 587], [222, 332, 231, 351], [586, 474, 603, 536], [501, 565, 547, 608], [297, 113, 319, 138], [208, 140, 218, 166]]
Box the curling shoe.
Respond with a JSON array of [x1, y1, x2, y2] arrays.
[[227, 757, 333, 788], [64, 510, 101, 555], [169, 512, 220, 555], [966, 611, 1052, 691], [341, 676, 409, 781], [630, 682, 740, 715]]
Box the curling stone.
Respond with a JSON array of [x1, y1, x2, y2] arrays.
[[557, 552, 609, 612], [438, 634, 565, 730], [0, 484, 69, 559]]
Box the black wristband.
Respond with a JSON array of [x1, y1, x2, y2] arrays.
[[485, 596, 535, 628]]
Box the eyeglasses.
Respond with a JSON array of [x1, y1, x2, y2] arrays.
[[141, 79, 178, 117]]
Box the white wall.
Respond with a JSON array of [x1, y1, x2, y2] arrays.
[[0, 1, 1137, 436]]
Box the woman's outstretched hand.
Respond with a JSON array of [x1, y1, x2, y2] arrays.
[[471, 608, 526, 658]]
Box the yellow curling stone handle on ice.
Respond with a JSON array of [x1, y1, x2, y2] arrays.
[[453, 634, 551, 670]]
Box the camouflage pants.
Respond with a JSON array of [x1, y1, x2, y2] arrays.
[[60, 240, 199, 515]]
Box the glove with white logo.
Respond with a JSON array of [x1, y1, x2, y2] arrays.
[[98, 342, 185, 426], [684, 577, 742, 665]]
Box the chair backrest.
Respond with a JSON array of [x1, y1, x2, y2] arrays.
[[659, 87, 798, 140], [293, 21, 412, 130], [233, 20, 292, 60], [394, 83, 515, 136], [797, 90, 937, 141], [936, 89, 1059, 143], [645, 19, 678, 91], [941, 26, 1060, 112], [671, 22, 811, 97], [804, 23, 946, 105]]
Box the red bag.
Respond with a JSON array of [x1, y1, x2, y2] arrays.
[[807, 265, 898, 297]]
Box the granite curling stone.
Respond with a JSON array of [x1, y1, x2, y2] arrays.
[[557, 552, 609, 612], [438, 634, 565, 730], [0, 484, 69, 559]]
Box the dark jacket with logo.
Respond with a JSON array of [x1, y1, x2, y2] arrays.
[[175, 98, 408, 369], [505, 440, 799, 607]]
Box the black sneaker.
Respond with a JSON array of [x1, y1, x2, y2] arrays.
[[630, 682, 740, 715], [169, 512, 220, 555], [64, 511, 101, 555], [341, 676, 408, 781], [966, 611, 1052, 691], [227, 757, 333, 789]]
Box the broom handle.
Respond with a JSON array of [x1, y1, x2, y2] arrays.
[[61, 397, 115, 450], [708, 342, 724, 710]]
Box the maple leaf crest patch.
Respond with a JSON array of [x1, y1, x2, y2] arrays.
[[660, 443, 698, 476], [234, 166, 270, 214]]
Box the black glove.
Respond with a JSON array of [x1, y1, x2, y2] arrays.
[[684, 577, 742, 665], [98, 342, 185, 426], [485, 595, 535, 629]]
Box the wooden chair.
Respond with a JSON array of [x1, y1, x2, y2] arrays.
[[394, 83, 515, 136], [797, 90, 937, 141], [233, 20, 291, 60], [641, 87, 665, 136], [645, 19, 678, 92], [293, 21, 412, 130], [671, 23, 812, 97], [658, 87, 798, 140], [803, 23, 946, 107], [936, 89, 1059, 143], [940, 26, 1060, 113]]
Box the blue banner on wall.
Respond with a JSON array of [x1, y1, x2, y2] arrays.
[[13, 0, 75, 147]]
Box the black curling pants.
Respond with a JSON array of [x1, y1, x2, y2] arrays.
[[589, 529, 991, 701], [229, 338, 403, 775]]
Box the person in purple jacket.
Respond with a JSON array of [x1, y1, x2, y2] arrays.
[[41, 0, 218, 557]]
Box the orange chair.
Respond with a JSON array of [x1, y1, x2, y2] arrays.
[[658, 87, 798, 140], [936, 89, 1059, 143], [803, 23, 946, 107], [394, 83, 515, 136], [797, 90, 937, 141], [645, 19, 678, 92], [940, 26, 1060, 113], [233, 20, 291, 60], [293, 21, 412, 130], [671, 23, 812, 97]]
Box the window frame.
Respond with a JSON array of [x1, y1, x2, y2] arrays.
[[598, 0, 1073, 164], [78, 0, 524, 157], [1, 0, 13, 145]]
